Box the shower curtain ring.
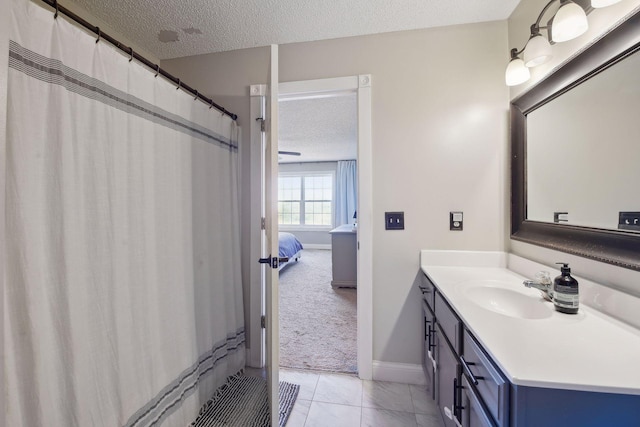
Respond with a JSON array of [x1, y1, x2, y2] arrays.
[[209, 100, 214, 109], [53, 0, 59, 19], [194, 90, 199, 101], [129, 47, 134, 62], [221, 108, 226, 117], [176, 79, 181, 90], [96, 27, 101, 44], [155, 64, 160, 78]]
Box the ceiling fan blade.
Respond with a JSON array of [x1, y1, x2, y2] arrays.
[[278, 151, 301, 156]]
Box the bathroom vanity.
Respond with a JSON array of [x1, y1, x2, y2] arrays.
[[419, 251, 640, 427]]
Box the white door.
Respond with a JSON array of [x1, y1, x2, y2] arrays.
[[263, 44, 280, 426]]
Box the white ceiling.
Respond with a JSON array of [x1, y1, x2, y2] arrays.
[[279, 93, 357, 164], [69, 0, 520, 60]]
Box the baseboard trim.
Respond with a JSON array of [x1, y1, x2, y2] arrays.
[[372, 360, 426, 385], [302, 244, 331, 250]]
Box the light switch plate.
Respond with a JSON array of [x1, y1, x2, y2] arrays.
[[385, 212, 404, 230], [450, 211, 463, 231], [619, 211, 640, 231]]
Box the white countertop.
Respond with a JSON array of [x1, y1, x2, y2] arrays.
[[420, 250, 640, 395]]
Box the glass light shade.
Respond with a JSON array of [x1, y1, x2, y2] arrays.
[[552, 1, 589, 42], [505, 58, 531, 86], [524, 35, 552, 67], [591, 0, 622, 7]]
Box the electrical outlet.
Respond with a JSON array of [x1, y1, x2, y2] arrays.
[[450, 211, 463, 231], [619, 212, 640, 231], [385, 212, 404, 230]]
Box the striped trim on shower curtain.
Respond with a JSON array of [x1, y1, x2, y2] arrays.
[[125, 329, 246, 427], [8, 40, 236, 150]]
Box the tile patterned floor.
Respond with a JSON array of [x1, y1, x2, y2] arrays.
[[279, 368, 445, 427]]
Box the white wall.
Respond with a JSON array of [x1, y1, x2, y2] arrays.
[[279, 22, 510, 364], [507, 0, 640, 296], [165, 21, 510, 366]]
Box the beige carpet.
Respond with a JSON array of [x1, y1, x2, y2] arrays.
[[279, 249, 357, 373]]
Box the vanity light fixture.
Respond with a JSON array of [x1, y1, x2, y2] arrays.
[[551, 0, 589, 42], [505, 0, 622, 86], [505, 49, 531, 86]]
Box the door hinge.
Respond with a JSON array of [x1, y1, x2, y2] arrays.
[[256, 117, 265, 132], [261, 315, 266, 329], [261, 217, 266, 230]]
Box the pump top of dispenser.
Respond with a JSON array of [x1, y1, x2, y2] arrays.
[[556, 262, 571, 275]]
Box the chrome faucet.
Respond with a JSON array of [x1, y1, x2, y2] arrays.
[[523, 271, 553, 301]]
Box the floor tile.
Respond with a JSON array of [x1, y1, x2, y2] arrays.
[[304, 401, 361, 427], [361, 407, 418, 427], [313, 372, 363, 406], [284, 399, 311, 427], [409, 384, 439, 415], [416, 412, 445, 427], [362, 380, 414, 413], [280, 369, 320, 401]]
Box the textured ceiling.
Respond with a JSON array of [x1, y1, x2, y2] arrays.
[[279, 93, 357, 164], [68, 0, 520, 60]]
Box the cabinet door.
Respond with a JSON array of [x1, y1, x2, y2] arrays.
[[461, 376, 496, 427], [462, 331, 509, 427], [422, 300, 437, 400], [436, 323, 461, 427]]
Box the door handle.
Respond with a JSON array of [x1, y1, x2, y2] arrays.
[[258, 255, 289, 269], [460, 356, 484, 385]]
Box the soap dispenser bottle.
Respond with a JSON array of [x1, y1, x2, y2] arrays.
[[553, 263, 579, 314]]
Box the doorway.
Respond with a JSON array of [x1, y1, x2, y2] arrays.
[[278, 90, 358, 373], [277, 75, 373, 379], [248, 75, 373, 380]]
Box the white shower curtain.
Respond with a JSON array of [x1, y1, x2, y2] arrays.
[[5, 0, 245, 426]]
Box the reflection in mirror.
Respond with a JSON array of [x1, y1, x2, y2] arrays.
[[526, 49, 640, 232], [510, 11, 640, 272]]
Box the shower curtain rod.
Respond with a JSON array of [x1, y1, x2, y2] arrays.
[[38, 0, 238, 121]]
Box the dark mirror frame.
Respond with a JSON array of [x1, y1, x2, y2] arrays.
[[511, 11, 640, 272]]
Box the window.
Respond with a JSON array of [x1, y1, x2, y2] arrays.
[[278, 173, 333, 227]]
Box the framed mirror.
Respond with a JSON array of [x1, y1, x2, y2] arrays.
[[511, 11, 640, 272]]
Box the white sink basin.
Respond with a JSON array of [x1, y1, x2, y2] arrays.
[[461, 281, 554, 319]]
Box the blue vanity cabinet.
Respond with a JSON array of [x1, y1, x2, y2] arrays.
[[420, 269, 640, 427], [509, 385, 640, 426]]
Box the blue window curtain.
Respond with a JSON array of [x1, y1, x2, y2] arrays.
[[334, 160, 357, 226]]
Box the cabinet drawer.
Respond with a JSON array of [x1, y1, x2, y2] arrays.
[[462, 332, 509, 427], [435, 292, 461, 352], [419, 272, 436, 309]]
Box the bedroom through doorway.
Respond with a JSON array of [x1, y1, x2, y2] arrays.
[[277, 87, 358, 374]]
